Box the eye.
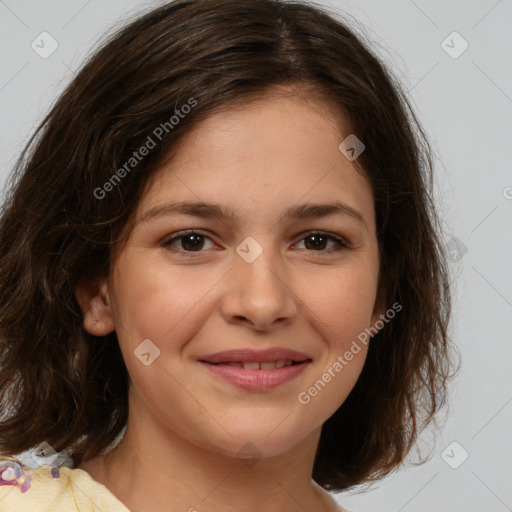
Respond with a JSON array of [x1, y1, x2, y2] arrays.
[[161, 230, 215, 255], [294, 231, 350, 254], [161, 229, 350, 257]]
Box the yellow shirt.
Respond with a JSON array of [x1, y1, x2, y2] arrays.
[[0, 457, 129, 512], [0, 457, 352, 511]]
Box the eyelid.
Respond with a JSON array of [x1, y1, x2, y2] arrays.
[[161, 229, 217, 251], [161, 229, 351, 256], [295, 230, 351, 248]]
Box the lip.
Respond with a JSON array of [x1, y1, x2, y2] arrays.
[[198, 347, 311, 364], [198, 347, 312, 391], [200, 360, 311, 391]]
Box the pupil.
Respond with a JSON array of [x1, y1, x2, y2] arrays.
[[182, 234, 203, 251], [179, 234, 328, 251], [305, 234, 326, 250]]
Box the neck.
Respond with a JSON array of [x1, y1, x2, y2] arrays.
[[77, 393, 338, 512]]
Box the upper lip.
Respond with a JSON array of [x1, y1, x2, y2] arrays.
[[199, 348, 312, 364]]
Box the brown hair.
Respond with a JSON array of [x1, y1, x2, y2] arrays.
[[0, 0, 455, 491]]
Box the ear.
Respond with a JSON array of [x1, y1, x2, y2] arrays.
[[75, 276, 115, 336]]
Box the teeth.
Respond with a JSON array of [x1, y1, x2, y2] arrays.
[[231, 360, 298, 370], [242, 362, 260, 370]]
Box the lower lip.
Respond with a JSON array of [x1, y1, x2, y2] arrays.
[[200, 361, 311, 391]]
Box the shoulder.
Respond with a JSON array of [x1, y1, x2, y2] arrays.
[[0, 456, 69, 511], [0, 456, 129, 511]]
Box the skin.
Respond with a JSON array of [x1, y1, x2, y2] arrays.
[[75, 87, 384, 512]]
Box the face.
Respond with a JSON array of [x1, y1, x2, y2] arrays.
[[78, 90, 383, 460]]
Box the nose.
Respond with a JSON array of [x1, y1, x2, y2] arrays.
[[219, 243, 298, 332]]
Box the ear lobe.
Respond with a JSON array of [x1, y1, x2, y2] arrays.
[[75, 277, 115, 336]]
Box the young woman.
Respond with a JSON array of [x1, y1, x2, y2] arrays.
[[0, 1, 454, 510]]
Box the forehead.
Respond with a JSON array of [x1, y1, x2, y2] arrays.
[[135, 92, 374, 229]]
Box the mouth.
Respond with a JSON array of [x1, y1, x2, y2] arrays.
[[198, 348, 312, 390], [202, 359, 309, 370], [198, 347, 312, 365]]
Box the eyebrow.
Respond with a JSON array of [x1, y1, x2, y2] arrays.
[[138, 200, 367, 230]]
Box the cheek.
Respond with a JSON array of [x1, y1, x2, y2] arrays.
[[296, 270, 374, 429], [112, 253, 214, 345], [304, 263, 379, 349]]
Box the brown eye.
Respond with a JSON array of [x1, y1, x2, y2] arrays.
[[295, 232, 350, 253], [162, 230, 215, 253], [161, 229, 350, 258]]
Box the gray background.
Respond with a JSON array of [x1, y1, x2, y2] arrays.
[[1, 1, 511, 511]]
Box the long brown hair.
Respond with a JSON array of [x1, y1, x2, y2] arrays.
[[0, 0, 455, 491]]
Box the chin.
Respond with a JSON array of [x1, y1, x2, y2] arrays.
[[194, 425, 311, 462]]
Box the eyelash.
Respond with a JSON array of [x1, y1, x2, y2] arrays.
[[161, 229, 350, 257]]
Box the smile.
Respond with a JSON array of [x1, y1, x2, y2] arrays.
[[208, 359, 301, 370], [200, 359, 311, 390]]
